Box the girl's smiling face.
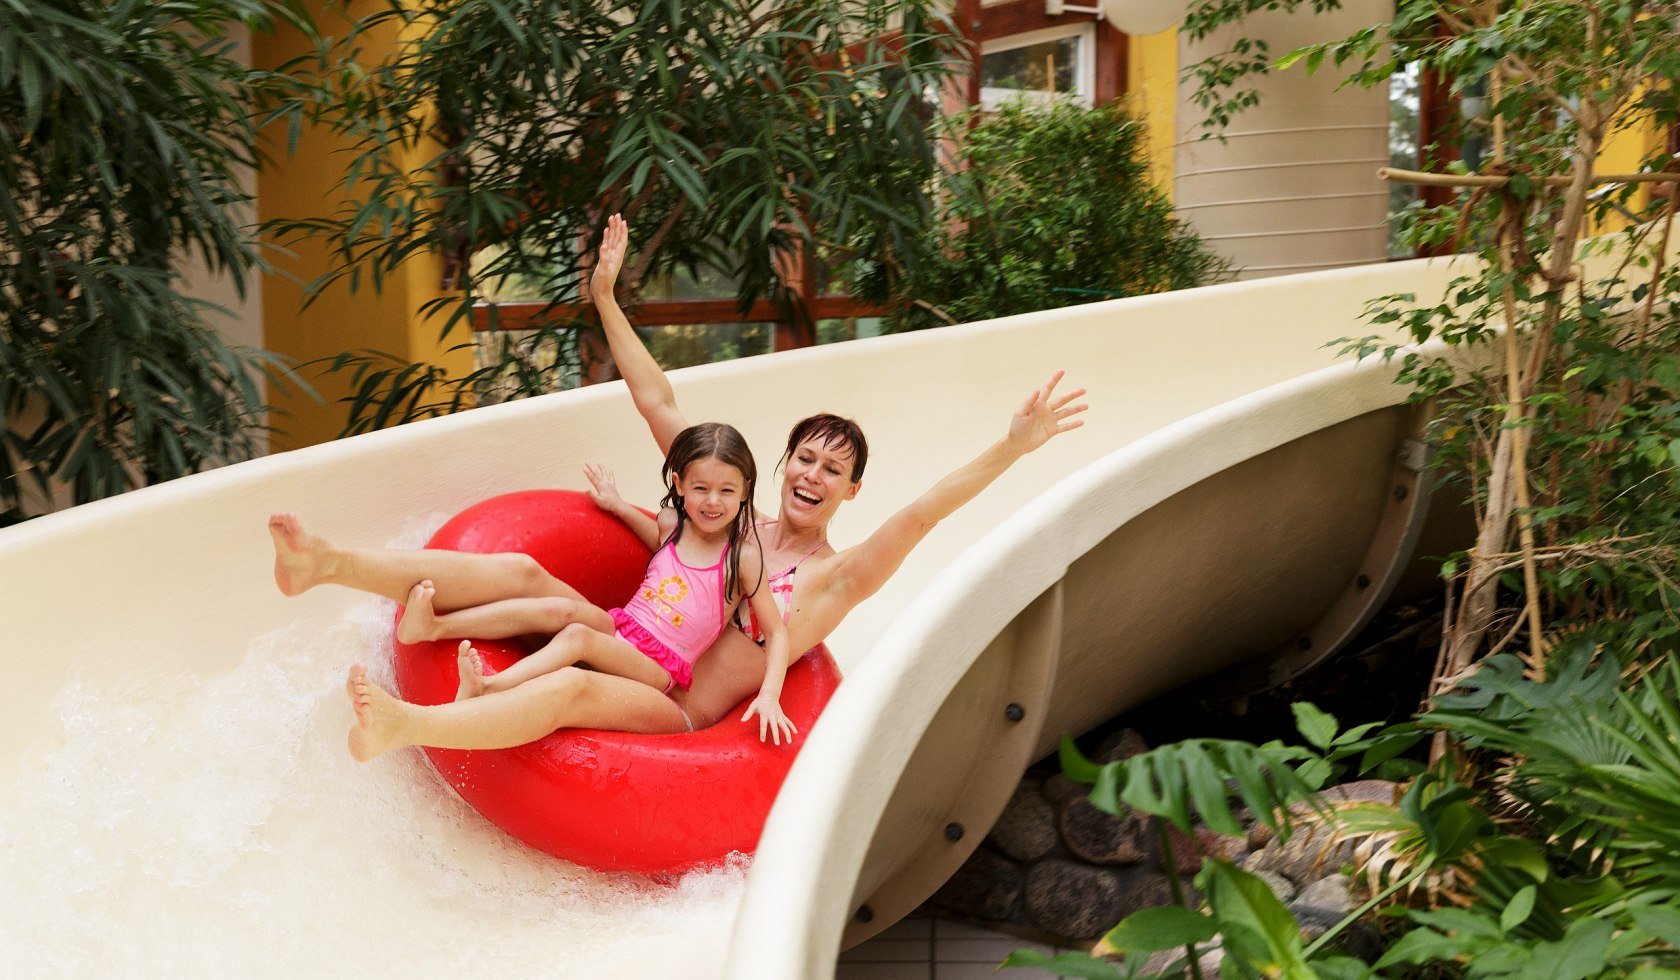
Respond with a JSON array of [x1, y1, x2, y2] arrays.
[[780, 436, 860, 529], [676, 457, 747, 535]]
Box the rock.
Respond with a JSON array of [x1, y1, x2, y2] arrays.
[[1096, 729, 1150, 765], [990, 784, 1060, 862], [1195, 826, 1250, 865], [1241, 780, 1398, 868], [1110, 866, 1176, 915], [1295, 874, 1352, 913], [933, 847, 1023, 921], [1250, 869, 1297, 904], [1141, 940, 1223, 978], [1321, 779, 1400, 806], [1060, 797, 1148, 865], [1041, 773, 1088, 805], [1024, 860, 1127, 940], [1245, 822, 1357, 886], [1289, 905, 1385, 961], [1157, 822, 1205, 875]]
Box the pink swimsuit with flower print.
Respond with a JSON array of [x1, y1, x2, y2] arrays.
[[609, 537, 730, 691]]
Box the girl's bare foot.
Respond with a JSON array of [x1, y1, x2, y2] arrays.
[[346, 664, 412, 762], [268, 513, 331, 597], [397, 580, 440, 643], [455, 641, 486, 701]]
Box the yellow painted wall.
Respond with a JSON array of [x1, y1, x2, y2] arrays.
[[253, 2, 468, 451], [1127, 28, 1179, 199], [1593, 83, 1669, 234]]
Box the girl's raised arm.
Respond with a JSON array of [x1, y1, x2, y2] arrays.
[[828, 372, 1087, 608], [589, 213, 690, 455], [583, 463, 662, 551]]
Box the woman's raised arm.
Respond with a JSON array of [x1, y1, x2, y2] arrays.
[[827, 372, 1087, 608], [589, 213, 690, 455]]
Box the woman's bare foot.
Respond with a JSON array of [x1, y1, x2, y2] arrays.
[[346, 664, 412, 762], [455, 641, 486, 701], [397, 580, 440, 643], [269, 513, 332, 597]]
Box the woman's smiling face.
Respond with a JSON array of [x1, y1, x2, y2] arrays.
[[779, 436, 860, 529]]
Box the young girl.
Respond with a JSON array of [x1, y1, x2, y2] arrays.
[[386, 422, 795, 747]]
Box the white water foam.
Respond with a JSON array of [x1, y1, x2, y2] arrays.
[[2, 525, 746, 978]]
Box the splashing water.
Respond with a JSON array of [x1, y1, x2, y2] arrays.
[[2, 531, 746, 977]]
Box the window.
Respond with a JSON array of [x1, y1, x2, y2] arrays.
[[980, 25, 1094, 110]]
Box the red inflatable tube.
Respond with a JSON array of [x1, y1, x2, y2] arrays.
[[391, 490, 841, 874]]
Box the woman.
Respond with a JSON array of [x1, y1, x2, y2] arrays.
[[273, 215, 1086, 754]]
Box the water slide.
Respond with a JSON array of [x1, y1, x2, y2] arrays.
[[3, 252, 1482, 976]]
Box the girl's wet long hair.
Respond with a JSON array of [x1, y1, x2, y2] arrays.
[[660, 422, 761, 601]]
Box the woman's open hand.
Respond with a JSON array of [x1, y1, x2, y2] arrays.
[[589, 213, 628, 300], [1008, 370, 1087, 454], [742, 693, 798, 746]]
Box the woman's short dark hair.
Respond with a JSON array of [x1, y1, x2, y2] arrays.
[[781, 414, 868, 482]]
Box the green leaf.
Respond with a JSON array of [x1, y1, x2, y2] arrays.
[[1203, 860, 1309, 975], [1529, 917, 1613, 980], [1500, 884, 1536, 933], [1292, 702, 1338, 750], [998, 949, 1123, 979], [1630, 906, 1680, 948], [1100, 905, 1217, 953], [1059, 734, 1101, 783]]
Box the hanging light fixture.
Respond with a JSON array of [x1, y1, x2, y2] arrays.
[[1103, 0, 1193, 35], [1043, 0, 1192, 37]]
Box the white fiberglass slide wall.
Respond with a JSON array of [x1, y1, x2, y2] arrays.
[[5, 254, 1467, 976]]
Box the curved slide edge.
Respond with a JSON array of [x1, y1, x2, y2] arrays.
[[727, 338, 1467, 978]]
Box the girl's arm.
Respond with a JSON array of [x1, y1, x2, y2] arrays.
[[583, 463, 662, 550], [589, 213, 690, 455], [737, 549, 797, 745], [828, 371, 1087, 608]]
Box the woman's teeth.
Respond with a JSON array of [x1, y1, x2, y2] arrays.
[[793, 490, 820, 504]]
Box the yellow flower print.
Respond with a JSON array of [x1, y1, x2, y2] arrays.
[[655, 575, 689, 604]]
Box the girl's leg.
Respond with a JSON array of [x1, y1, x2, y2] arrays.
[[269, 513, 585, 610], [397, 582, 615, 644], [346, 663, 686, 761], [673, 628, 770, 728], [481, 624, 671, 695]]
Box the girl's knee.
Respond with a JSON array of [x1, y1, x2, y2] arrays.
[[556, 622, 594, 643], [537, 597, 579, 631], [504, 552, 554, 594]]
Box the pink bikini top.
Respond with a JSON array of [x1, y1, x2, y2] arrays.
[[620, 538, 730, 665], [739, 522, 827, 645]]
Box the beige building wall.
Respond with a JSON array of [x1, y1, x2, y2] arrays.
[[1173, 0, 1393, 278]]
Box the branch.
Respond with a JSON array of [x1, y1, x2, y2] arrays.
[[1380, 167, 1680, 188]]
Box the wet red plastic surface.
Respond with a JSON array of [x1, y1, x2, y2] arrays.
[[391, 490, 840, 873]]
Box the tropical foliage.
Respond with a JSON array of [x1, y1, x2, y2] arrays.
[[882, 99, 1226, 330], [279, 0, 963, 431], [0, 0, 308, 521]]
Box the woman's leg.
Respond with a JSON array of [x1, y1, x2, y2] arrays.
[[673, 629, 770, 729], [346, 663, 687, 761], [397, 582, 614, 644], [269, 513, 585, 610], [481, 624, 671, 696]]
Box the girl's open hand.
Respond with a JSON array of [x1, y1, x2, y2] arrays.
[[1008, 370, 1087, 454], [589, 213, 628, 300], [583, 462, 623, 510], [742, 693, 798, 746]]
